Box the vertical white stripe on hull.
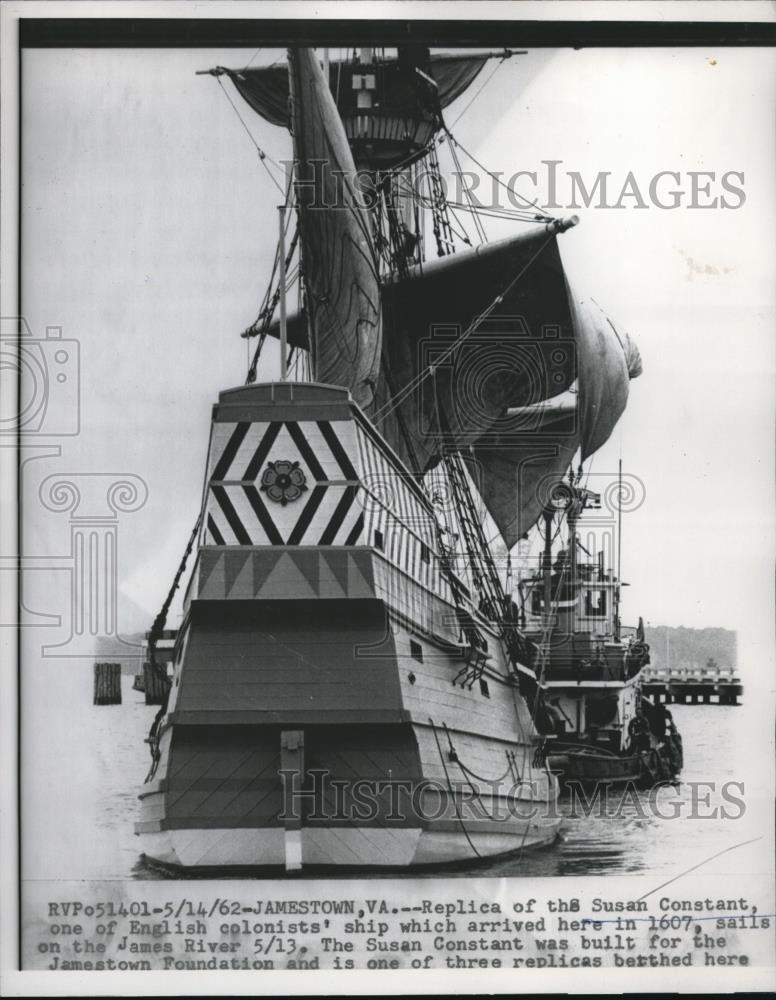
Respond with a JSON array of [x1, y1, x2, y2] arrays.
[[284, 829, 303, 871]]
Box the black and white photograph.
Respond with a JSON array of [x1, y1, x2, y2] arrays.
[[1, 2, 774, 994]]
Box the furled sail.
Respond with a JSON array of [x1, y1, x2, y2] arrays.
[[218, 51, 488, 128], [288, 48, 382, 409], [215, 48, 492, 171]]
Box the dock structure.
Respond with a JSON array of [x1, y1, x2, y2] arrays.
[[641, 659, 742, 705], [135, 630, 177, 704], [93, 662, 122, 705]]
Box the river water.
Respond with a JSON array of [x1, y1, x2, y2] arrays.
[[21, 665, 765, 882]]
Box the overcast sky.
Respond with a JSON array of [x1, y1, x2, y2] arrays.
[[20, 45, 775, 661]]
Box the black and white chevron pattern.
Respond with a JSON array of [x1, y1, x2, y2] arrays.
[[205, 419, 363, 547]]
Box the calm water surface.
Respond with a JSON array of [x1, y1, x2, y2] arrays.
[[22, 665, 759, 882]]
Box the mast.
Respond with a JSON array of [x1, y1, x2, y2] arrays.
[[568, 484, 579, 636], [542, 506, 554, 628], [278, 204, 288, 381], [615, 456, 622, 640]]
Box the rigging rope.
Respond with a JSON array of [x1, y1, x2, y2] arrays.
[[144, 504, 207, 779], [429, 717, 481, 858], [216, 76, 285, 195], [445, 132, 487, 244], [242, 47, 263, 71], [445, 127, 552, 218], [448, 52, 509, 129]]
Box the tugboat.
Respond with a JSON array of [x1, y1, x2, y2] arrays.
[[519, 477, 683, 789], [136, 46, 651, 870]]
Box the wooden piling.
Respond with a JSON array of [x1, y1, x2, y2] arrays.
[[143, 661, 168, 705], [93, 662, 121, 705]]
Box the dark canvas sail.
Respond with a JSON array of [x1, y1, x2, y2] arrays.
[[264, 224, 577, 469], [288, 48, 382, 409], [468, 289, 642, 548], [467, 418, 581, 550], [220, 52, 488, 129], [374, 225, 578, 474]]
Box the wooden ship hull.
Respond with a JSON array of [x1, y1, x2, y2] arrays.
[[136, 382, 560, 871]]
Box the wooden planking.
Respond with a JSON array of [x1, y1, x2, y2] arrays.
[[170, 828, 285, 868], [393, 627, 531, 743], [136, 790, 167, 824], [412, 824, 558, 865], [163, 723, 425, 831], [355, 422, 431, 537], [372, 557, 459, 643], [175, 601, 403, 716], [166, 730, 283, 826], [303, 827, 420, 867], [355, 420, 457, 615], [412, 725, 555, 804], [303, 724, 422, 829]]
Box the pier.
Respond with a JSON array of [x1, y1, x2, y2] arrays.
[[641, 662, 742, 706], [132, 630, 177, 704], [93, 662, 122, 705]]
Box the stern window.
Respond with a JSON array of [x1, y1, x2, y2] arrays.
[[585, 590, 607, 617]]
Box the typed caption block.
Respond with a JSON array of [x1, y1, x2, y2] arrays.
[[23, 875, 774, 973]]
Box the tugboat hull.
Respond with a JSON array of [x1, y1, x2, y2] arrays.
[[547, 740, 683, 789]]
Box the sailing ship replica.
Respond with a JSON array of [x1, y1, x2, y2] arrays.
[[136, 46, 673, 872]]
